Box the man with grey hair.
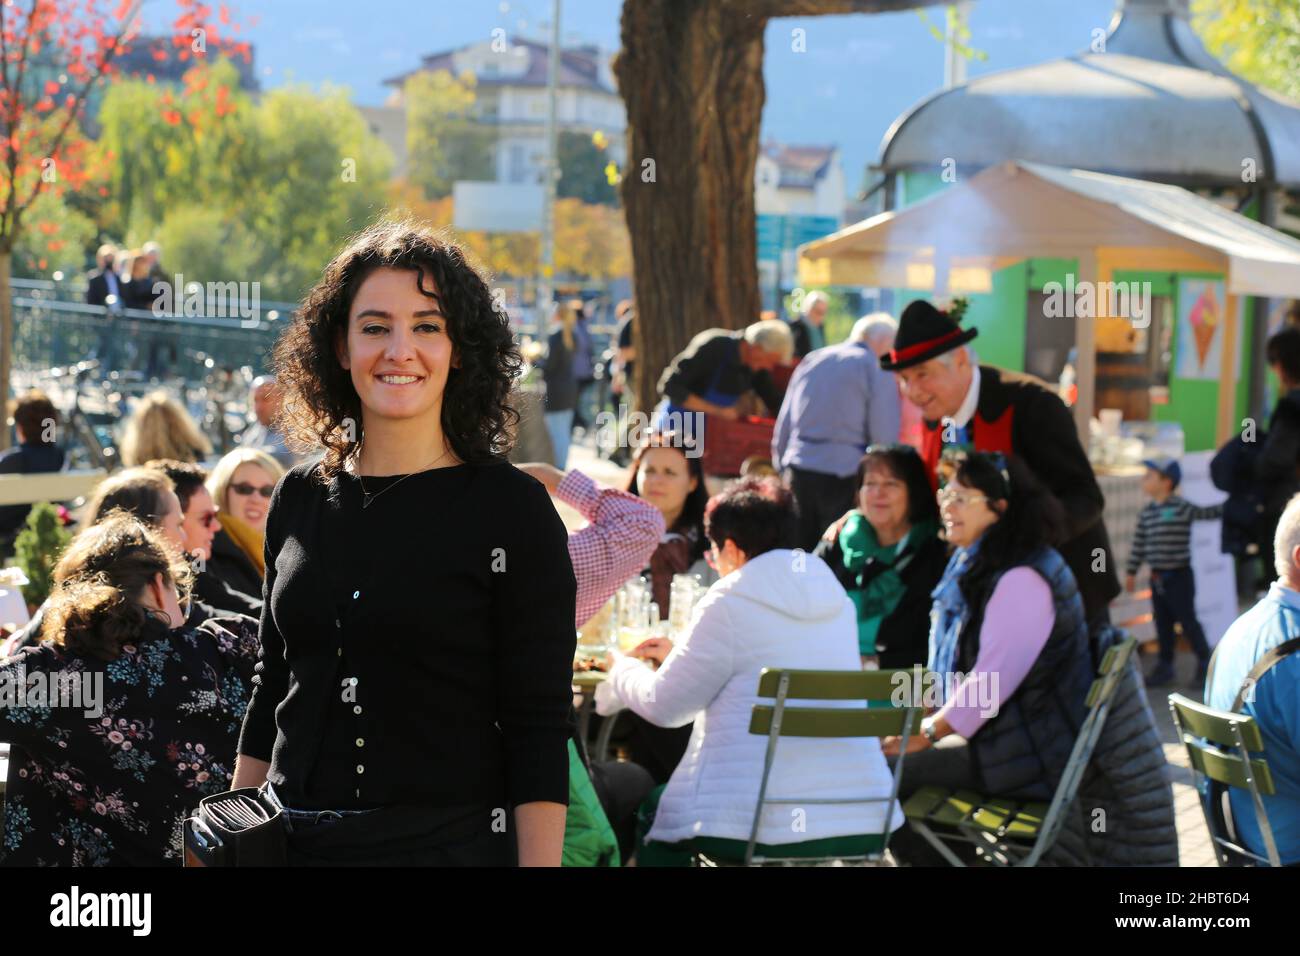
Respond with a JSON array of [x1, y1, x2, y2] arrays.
[[789, 290, 829, 358], [773, 316, 901, 550], [852, 313, 898, 356], [1205, 492, 1300, 865], [882, 299, 1119, 626], [238, 375, 297, 468], [656, 319, 792, 426]]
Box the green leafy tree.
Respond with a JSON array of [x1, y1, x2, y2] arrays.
[[558, 130, 618, 206], [1193, 0, 1300, 101], [247, 84, 395, 299], [95, 62, 393, 301], [404, 69, 496, 199], [0, 0, 246, 450], [154, 202, 260, 290], [14, 190, 97, 278], [14, 502, 71, 607]]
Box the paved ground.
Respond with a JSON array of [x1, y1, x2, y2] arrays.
[[1144, 659, 1219, 867], [559, 439, 1220, 867]]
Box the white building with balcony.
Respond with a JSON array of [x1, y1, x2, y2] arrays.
[[384, 36, 627, 187]]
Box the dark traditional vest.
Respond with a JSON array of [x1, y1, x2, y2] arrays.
[[957, 546, 1093, 799]]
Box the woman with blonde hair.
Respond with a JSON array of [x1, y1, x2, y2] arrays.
[[206, 448, 286, 599], [542, 301, 580, 468], [119, 391, 212, 466], [0, 513, 258, 866], [122, 249, 156, 310]]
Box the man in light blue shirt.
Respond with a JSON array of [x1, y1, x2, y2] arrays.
[[772, 315, 901, 551], [1206, 493, 1300, 865]]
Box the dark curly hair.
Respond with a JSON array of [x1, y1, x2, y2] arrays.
[[273, 219, 522, 480], [949, 451, 1066, 608]]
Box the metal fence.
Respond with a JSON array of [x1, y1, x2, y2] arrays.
[[11, 297, 284, 381]]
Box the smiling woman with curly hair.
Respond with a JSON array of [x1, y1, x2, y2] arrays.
[[273, 221, 522, 474], [230, 220, 577, 867]]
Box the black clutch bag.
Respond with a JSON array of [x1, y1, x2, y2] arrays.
[[184, 787, 287, 866]]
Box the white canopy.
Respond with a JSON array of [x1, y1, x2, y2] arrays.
[[799, 161, 1300, 299], [800, 160, 1300, 445]]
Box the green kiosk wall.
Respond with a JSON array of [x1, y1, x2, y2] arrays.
[[889, 171, 1256, 452]]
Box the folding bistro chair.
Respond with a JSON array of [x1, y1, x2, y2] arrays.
[[696, 667, 925, 867], [903, 635, 1138, 867], [1168, 694, 1283, 867]]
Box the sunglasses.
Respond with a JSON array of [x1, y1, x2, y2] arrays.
[[230, 482, 274, 498], [937, 489, 990, 508], [198, 511, 219, 529]]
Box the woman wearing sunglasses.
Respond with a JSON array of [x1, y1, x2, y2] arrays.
[[881, 451, 1096, 864], [2, 466, 256, 657], [146, 459, 262, 620], [205, 449, 286, 601], [227, 221, 575, 866]]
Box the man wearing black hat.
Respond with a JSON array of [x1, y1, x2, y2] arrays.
[[881, 300, 1121, 625]]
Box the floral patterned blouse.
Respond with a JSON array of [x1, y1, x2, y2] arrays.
[[0, 614, 258, 866]]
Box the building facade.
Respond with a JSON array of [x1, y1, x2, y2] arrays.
[[384, 36, 627, 187]]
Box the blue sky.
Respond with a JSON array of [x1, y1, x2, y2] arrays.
[[193, 0, 1127, 190]]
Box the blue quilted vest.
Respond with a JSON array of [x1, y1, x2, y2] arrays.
[[954, 546, 1093, 799]]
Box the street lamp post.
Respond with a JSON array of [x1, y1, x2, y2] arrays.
[[538, 0, 561, 321], [944, 1, 972, 89]]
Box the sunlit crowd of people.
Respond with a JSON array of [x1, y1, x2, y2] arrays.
[[1, 221, 1296, 869]]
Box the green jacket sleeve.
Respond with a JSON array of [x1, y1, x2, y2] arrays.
[[562, 738, 621, 867]]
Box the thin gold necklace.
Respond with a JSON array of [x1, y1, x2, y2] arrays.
[[355, 444, 455, 510]]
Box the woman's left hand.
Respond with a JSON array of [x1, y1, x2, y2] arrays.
[[881, 733, 931, 757]]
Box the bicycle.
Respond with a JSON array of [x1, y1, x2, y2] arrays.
[[46, 360, 118, 472]]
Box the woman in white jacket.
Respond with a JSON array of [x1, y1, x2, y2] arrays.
[[604, 477, 901, 865]]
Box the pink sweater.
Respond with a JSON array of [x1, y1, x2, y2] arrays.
[[935, 566, 1056, 738]]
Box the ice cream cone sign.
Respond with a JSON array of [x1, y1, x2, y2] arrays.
[[1189, 285, 1220, 369]]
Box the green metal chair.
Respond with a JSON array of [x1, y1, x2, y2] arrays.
[[696, 667, 925, 867], [903, 635, 1138, 867], [1168, 694, 1283, 867]]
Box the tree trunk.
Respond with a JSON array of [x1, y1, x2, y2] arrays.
[[615, 0, 767, 415], [0, 249, 12, 451], [614, 0, 936, 415]]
